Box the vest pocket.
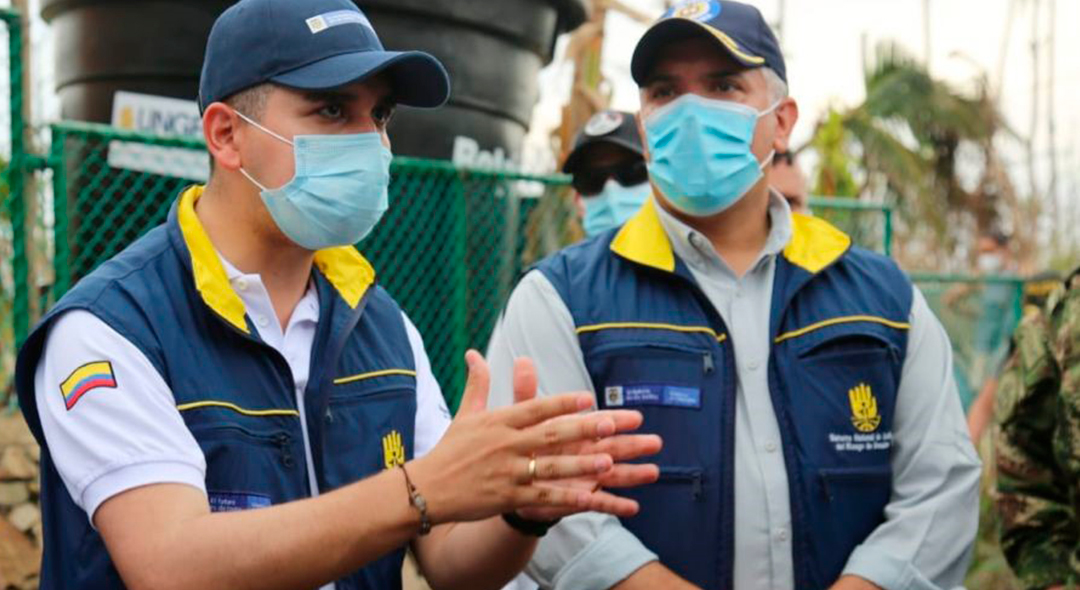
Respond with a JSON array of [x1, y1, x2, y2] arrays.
[[589, 341, 713, 412], [322, 386, 416, 491], [815, 465, 892, 577], [588, 341, 718, 468], [188, 423, 303, 506], [620, 464, 717, 586], [786, 329, 901, 469]]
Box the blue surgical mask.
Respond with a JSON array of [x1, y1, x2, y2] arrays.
[[644, 94, 778, 217], [236, 111, 392, 251], [582, 180, 651, 237]]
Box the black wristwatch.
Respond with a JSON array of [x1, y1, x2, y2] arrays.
[[502, 512, 562, 537]]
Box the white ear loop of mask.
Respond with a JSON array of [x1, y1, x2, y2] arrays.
[[235, 110, 295, 146], [234, 110, 293, 192], [758, 100, 783, 169]]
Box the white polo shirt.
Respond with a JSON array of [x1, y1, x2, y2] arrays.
[[33, 252, 452, 528]]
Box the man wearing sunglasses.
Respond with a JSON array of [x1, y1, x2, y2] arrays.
[[488, 1, 980, 589], [564, 110, 650, 237]]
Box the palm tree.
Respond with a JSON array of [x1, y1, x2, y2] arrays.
[[804, 42, 1023, 271]]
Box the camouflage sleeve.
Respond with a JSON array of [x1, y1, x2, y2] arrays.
[[996, 281, 1073, 590]]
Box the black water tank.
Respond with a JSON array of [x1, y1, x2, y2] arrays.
[[41, 0, 588, 159]]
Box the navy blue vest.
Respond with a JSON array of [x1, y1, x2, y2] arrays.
[[535, 199, 912, 590], [16, 186, 418, 590]]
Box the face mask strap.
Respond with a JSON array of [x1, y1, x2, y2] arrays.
[[759, 149, 776, 170], [238, 166, 270, 192], [235, 110, 294, 147], [233, 110, 293, 193], [759, 99, 783, 118], [757, 99, 784, 169]]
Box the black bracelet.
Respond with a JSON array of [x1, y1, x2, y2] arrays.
[[399, 464, 432, 536], [502, 512, 561, 537]]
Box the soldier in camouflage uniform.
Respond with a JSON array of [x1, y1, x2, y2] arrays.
[[997, 271, 1077, 590]]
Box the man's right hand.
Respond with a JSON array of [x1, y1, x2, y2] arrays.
[[408, 350, 662, 525]]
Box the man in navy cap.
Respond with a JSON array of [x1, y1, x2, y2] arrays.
[[488, 1, 980, 589], [14, 1, 663, 589]]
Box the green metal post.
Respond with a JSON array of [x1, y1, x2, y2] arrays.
[[50, 128, 70, 297], [883, 207, 893, 257], [1, 10, 28, 349], [1012, 279, 1024, 329]]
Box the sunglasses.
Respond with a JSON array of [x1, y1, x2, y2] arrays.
[[572, 161, 649, 196]]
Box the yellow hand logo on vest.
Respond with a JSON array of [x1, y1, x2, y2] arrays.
[[382, 429, 405, 470], [849, 383, 882, 433]]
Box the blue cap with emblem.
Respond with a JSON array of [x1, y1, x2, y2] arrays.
[[198, 0, 451, 112], [631, 0, 786, 85]]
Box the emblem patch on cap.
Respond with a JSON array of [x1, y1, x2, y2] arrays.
[[306, 10, 372, 35], [584, 111, 624, 137], [666, 0, 722, 22]]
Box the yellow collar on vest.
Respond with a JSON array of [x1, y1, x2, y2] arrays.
[[783, 212, 852, 273], [176, 185, 375, 333], [610, 197, 852, 275]]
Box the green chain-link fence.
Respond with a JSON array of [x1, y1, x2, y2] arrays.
[[914, 273, 1026, 411], [808, 195, 892, 256]]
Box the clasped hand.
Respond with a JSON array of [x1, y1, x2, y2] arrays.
[[408, 351, 663, 525]]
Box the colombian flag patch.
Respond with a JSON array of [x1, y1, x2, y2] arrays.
[[59, 361, 117, 410]]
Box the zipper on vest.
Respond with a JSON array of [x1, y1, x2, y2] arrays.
[[703, 351, 714, 374], [275, 433, 295, 468]]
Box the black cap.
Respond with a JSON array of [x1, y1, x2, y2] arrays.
[[199, 0, 451, 111], [562, 110, 645, 174], [631, 0, 786, 86]]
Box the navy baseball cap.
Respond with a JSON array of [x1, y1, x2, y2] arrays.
[[199, 0, 451, 111], [631, 0, 786, 85], [562, 110, 644, 174]]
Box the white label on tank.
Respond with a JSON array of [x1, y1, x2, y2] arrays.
[[108, 91, 208, 182]]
